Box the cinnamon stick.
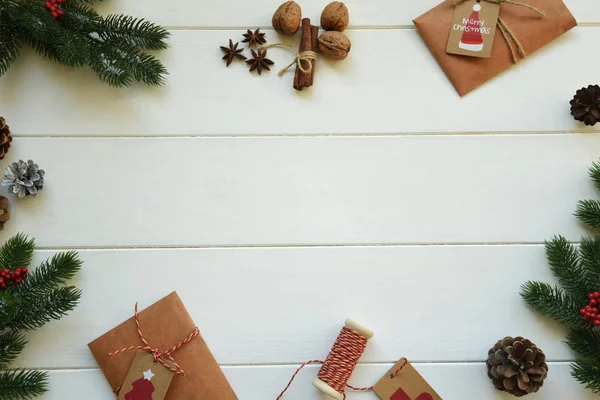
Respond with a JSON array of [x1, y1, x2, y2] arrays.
[[309, 25, 319, 86], [293, 18, 315, 91]]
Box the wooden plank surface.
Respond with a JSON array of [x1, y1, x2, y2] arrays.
[[41, 363, 593, 400], [15, 246, 570, 369], [1, 28, 598, 136], [90, 0, 598, 27], [2, 135, 599, 248]]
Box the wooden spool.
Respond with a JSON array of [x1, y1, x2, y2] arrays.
[[311, 319, 374, 400]]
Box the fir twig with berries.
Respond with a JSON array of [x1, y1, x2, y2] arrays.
[[522, 160, 600, 394], [0, 233, 82, 400], [0, 0, 170, 87]]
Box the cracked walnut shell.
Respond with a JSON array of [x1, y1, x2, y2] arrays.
[[317, 31, 351, 60]]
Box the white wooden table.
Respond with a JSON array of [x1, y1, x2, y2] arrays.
[[1, 0, 600, 398]]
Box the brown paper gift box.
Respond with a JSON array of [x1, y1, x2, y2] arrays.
[[413, 0, 577, 96], [88, 292, 238, 400]]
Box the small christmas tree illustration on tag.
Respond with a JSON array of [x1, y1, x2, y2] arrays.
[[125, 369, 156, 400], [446, 0, 500, 59], [459, 3, 484, 51], [117, 351, 175, 400]]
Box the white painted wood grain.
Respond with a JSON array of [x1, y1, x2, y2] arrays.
[[3, 135, 600, 247], [1, 29, 598, 136], [15, 246, 571, 369], [90, 0, 597, 28], [41, 363, 594, 400]]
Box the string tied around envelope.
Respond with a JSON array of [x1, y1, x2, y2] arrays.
[[452, 0, 546, 63], [108, 302, 200, 377], [277, 319, 377, 400]]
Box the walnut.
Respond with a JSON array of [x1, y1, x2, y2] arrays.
[[317, 31, 351, 60], [272, 1, 302, 36], [321, 2, 349, 32]]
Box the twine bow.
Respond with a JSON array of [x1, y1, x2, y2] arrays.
[[452, 0, 545, 63], [258, 44, 317, 76], [108, 303, 200, 376]]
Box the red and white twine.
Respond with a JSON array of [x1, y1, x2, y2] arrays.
[[108, 302, 200, 376], [277, 327, 372, 399]]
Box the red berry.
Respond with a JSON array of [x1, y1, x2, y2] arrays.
[[581, 308, 587, 315], [45, 2, 51, 8], [594, 292, 600, 299], [13, 271, 20, 278], [594, 320, 600, 326], [14, 278, 21, 285], [57, 10, 64, 17], [22, 268, 28, 274], [51, 12, 58, 18]]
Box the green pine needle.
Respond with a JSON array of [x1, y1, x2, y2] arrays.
[[0, 0, 169, 87], [17, 251, 82, 294], [4, 286, 82, 331], [572, 358, 600, 394], [0, 369, 48, 400], [576, 200, 600, 230], [567, 328, 600, 362], [0, 17, 22, 77], [520, 281, 585, 329], [101, 14, 170, 51], [544, 236, 592, 299], [579, 235, 600, 283], [0, 331, 27, 370], [589, 161, 600, 191], [0, 234, 35, 271]]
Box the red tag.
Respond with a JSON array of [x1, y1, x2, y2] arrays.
[[373, 359, 442, 400]]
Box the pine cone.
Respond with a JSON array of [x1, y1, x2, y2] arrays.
[[2, 160, 45, 198], [0, 196, 10, 230], [0, 117, 12, 160], [570, 84, 600, 126], [487, 337, 548, 397]]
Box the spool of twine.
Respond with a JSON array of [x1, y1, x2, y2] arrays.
[[277, 319, 374, 400]]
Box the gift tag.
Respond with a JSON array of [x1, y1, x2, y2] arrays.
[[117, 351, 174, 400], [446, 0, 500, 58], [373, 359, 442, 400]]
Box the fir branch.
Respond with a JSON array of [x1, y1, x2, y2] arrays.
[[0, 331, 27, 370], [567, 328, 600, 363], [576, 200, 600, 231], [0, 234, 34, 272], [62, 2, 102, 32], [579, 235, 600, 284], [589, 161, 600, 191], [545, 236, 591, 299], [0, 18, 22, 77], [101, 14, 170, 50], [4, 286, 82, 331], [520, 281, 585, 329], [10, 1, 60, 43], [16, 251, 82, 294], [0, 369, 48, 400], [572, 357, 600, 394], [53, 30, 89, 67]]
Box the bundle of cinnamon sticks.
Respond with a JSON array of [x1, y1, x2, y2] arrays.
[[293, 18, 319, 91]]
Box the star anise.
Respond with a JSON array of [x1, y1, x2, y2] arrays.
[[246, 49, 274, 75], [220, 39, 246, 67], [242, 28, 267, 47]]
